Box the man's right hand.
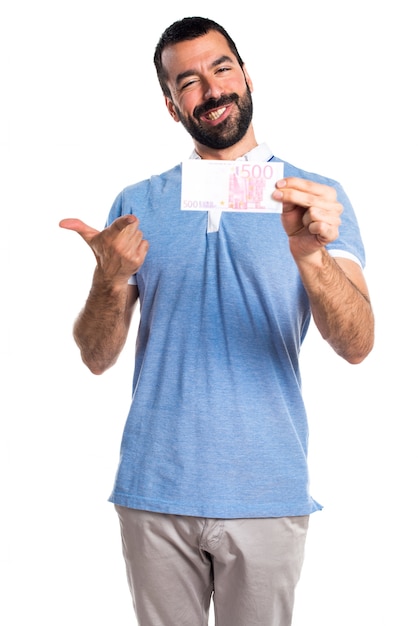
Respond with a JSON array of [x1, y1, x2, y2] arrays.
[[59, 215, 149, 285]]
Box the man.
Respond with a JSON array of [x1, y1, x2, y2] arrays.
[[60, 16, 374, 626]]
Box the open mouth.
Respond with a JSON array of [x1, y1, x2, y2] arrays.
[[204, 107, 227, 121], [194, 95, 238, 124]]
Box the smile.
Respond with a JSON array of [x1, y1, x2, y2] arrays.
[[204, 106, 227, 121]]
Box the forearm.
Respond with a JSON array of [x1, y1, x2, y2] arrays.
[[73, 269, 134, 374], [296, 248, 374, 363]]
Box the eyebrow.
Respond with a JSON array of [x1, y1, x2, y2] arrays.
[[174, 54, 235, 87]]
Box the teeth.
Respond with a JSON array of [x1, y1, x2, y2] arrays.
[[206, 107, 226, 121]]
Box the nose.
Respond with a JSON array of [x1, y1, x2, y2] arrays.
[[202, 75, 223, 100]]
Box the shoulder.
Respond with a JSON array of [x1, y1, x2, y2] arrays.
[[123, 163, 182, 199], [271, 156, 344, 191], [106, 164, 181, 224]]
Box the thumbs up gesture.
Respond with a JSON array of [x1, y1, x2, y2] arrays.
[[59, 215, 149, 285]]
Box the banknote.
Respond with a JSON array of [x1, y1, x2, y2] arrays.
[[181, 159, 284, 213]]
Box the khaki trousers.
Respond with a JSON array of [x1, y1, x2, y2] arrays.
[[115, 506, 309, 626]]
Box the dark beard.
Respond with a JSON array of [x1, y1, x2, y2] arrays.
[[174, 85, 253, 150]]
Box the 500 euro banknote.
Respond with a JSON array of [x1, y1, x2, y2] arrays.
[[181, 160, 284, 213]]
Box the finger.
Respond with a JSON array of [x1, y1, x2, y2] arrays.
[[307, 220, 339, 245], [281, 192, 340, 213], [276, 177, 337, 197], [106, 216, 142, 248], [274, 178, 338, 208], [302, 204, 343, 225], [110, 214, 139, 232], [59, 214, 139, 245], [59, 218, 100, 243]]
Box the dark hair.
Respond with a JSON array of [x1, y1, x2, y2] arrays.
[[153, 17, 244, 98]]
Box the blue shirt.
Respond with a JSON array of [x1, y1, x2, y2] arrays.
[[108, 144, 365, 518]]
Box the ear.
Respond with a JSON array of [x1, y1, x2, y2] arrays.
[[242, 65, 254, 93], [165, 96, 180, 122]]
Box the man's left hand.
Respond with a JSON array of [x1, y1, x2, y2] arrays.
[[273, 177, 343, 258]]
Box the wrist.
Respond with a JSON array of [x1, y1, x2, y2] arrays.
[[290, 242, 329, 269], [92, 266, 130, 296]]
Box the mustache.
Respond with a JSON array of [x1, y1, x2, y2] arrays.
[[193, 93, 239, 119]]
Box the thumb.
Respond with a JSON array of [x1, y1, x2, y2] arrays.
[[59, 218, 100, 244]]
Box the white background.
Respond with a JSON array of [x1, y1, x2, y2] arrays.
[[3, 1, 417, 624]]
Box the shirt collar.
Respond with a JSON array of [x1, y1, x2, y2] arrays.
[[189, 142, 273, 162]]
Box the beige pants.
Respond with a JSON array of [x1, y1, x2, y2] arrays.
[[115, 506, 309, 626]]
